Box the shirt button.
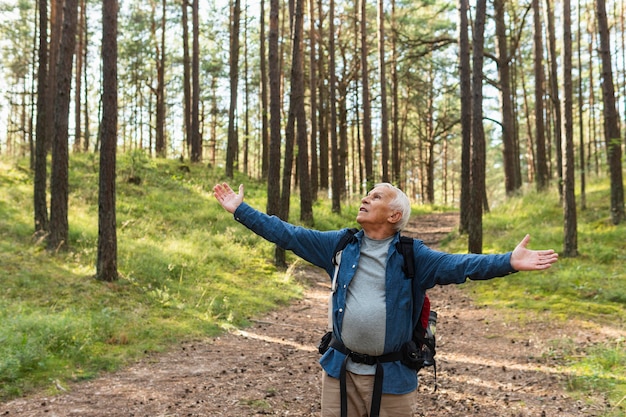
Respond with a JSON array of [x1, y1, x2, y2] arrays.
[[343, 284, 347, 289], [352, 264, 356, 268], [339, 308, 343, 313]]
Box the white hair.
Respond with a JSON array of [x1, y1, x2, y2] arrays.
[[374, 183, 411, 231]]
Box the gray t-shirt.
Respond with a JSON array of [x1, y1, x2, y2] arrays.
[[341, 234, 392, 374]]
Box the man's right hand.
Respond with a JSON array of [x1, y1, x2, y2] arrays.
[[213, 183, 244, 214]]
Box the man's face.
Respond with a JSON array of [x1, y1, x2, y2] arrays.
[[356, 186, 398, 228]]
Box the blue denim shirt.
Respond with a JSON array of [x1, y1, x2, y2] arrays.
[[233, 202, 517, 394]]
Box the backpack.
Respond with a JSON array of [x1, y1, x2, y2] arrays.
[[318, 228, 437, 378]]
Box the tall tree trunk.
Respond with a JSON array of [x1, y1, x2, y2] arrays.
[[329, 0, 341, 213], [82, 14, 90, 153], [97, 0, 118, 281], [182, 0, 191, 157], [152, 0, 167, 157], [48, 0, 78, 252], [292, 0, 313, 224], [562, 0, 577, 257], [190, 0, 201, 162], [226, 0, 241, 176], [260, 0, 269, 178], [494, 0, 518, 195], [243, 6, 250, 175], [533, 0, 549, 190], [267, 0, 285, 266], [34, 0, 49, 235], [459, 0, 471, 234], [468, 0, 486, 254], [596, 0, 625, 224], [308, 0, 318, 198], [545, 0, 563, 197], [576, 0, 586, 210], [391, 0, 400, 185], [361, 0, 373, 188], [46, 0, 63, 153], [317, 0, 329, 190], [377, 0, 389, 183], [73, 0, 85, 153]]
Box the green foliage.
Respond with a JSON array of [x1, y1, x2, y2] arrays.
[[443, 181, 626, 414], [0, 154, 355, 400]]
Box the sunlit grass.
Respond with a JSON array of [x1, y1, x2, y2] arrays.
[[1, 155, 624, 414], [1, 154, 351, 400], [442, 179, 626, 415]]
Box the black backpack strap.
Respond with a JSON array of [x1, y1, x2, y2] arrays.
[[396, 236, 415, 279], [332, 228, 359, 265]]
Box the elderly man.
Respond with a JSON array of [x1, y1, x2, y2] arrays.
[[213, 182, 558, 417]]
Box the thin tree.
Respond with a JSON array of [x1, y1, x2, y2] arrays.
[[308, 0, 318, 198], [317, 0, 329, 190], [97, 0, 119, 281], [73, 0, 86, 153], [190, 0, 201, 162], [291, 0, 313, 223], [377, 0, 389, 183], [596, 0, 625, 224], [545, 0, 563, 196], [330, 0, 341, 213], [48, 0, 78, 252], [181, 0, 191, 157], [468, 0, 487, 254], [458, 0, 471, 234], [152, 0, 167, 157], [226, 0, 241, 177], [34, 0, 49, 235], [243, 3, 250, 175], [391, 0, 400, 185], [562, 0, 577, 257], [361, 0, 374, 188], [576, 0, 586, 210], [532, 0, 549, 191], [494, 0, 519, 195], [267, 0, 284, 266], [260, 0, 269, 178]]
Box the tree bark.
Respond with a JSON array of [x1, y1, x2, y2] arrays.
[[494, 0, 519, 195], [361, 0, 373, 188], [97, 0, 119, 281], [562, 0, 577, 257], [48, 0, 78, 252], [226, 0, 241, 176], [182, 0, 191, 157], [34, 0, 49, 235], [468, 0, 486, 254], [533, 0, 549, 190], [596, 0, 625, 224], [329, 0, 341, 213], [458, 0, 471, 234], [308, 0, 318, 198], [377, 0, 389, 183], [267, 0, 285, 266], [545, 0, 563, 197]]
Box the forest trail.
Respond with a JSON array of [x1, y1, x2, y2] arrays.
[[1, 213, 609, 416]]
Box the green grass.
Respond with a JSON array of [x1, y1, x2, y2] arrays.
[[1, 155, 625, 415], [443, 181, 626, 415], [0, 153, 356, 400]]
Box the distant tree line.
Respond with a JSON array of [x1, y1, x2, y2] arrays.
[[0, 0, 624, 271]]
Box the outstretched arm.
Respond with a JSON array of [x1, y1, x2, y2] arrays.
[[510, 234, 559, 271], [213, 182, 244, 214]]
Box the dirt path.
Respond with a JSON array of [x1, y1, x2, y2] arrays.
[[1, 213, 611, 416]]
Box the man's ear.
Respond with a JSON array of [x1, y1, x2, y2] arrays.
[[388, 211, 402, 225]]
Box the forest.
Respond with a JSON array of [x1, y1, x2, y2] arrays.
[[0, 0, 625, 412], [1, 0, 625, 276]]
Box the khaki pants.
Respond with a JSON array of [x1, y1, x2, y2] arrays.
[[321, 371, 417, 417]]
